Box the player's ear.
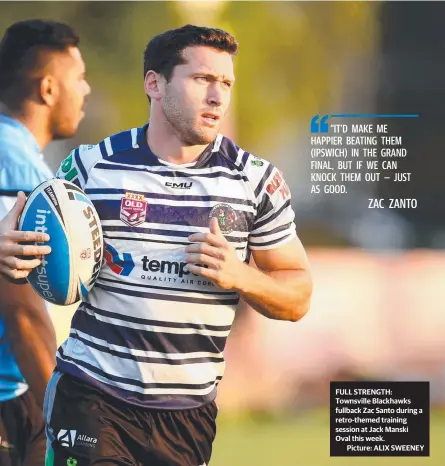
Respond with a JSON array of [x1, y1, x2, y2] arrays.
[[40, 75, 59, 107], [144, 70, 163, 102]]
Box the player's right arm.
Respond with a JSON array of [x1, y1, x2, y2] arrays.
[[0, 142, 99, 278], [0, 191, 51, 279], [0, 272, 57, 409]]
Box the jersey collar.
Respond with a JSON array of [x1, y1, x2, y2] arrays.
[[136, 123, 223, 169]]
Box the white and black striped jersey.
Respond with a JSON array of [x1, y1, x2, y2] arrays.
[[55, 124, 296, 409]]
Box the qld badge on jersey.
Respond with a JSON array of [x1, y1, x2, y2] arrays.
[[120, 192, 147, 226]]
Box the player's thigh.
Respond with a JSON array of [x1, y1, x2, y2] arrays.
[[22, 390, 46, 466], [147, 401, 218, 466], [0, 398, 22, 466], [0, 392, 43, 466], [45, 428, 136, 466], [44, 372, 137, 466]]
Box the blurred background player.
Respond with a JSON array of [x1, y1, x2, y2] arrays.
[[0, 20, 90, 466]]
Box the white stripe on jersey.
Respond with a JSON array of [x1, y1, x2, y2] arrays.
[[104, 137, 113, 156], [80, 301, 231, 337], [93, 159, 248, 177], [57, 350, 222, 396], [96, 277, 238, 301], [131, 128, 139, 148], [71, 329, 224, 361], [212, 133, 223, 152], [248, 230, 297, 250], [86, 289, 236, 327]]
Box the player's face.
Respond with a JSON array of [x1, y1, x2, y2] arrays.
[[162, 46, 235, 145], [51, 46, 90, 139]]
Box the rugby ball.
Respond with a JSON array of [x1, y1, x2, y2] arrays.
[[18, 179, 103, 305]]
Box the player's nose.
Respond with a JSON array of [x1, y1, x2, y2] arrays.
[[207, 87, 223, 108]]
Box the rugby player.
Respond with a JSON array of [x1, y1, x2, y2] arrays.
[[2, 24, 312, 466], [0, 20, 90, 466]]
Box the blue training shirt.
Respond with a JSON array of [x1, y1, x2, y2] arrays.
[[0, 114, 53, 402]]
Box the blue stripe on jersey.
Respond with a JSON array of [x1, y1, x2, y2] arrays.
[[81, 302, 232, 331], [107, 150, 158, 166], [70, 178, 81, 188], [95, 282, 240, 305], [249, 222, 293, 238], [109, 130, 133, 154], [0, 190, 31, 196], [98, 277, 238, 297], [249, 233, 292, 248], [74, 148, 89, 185], [72, 310, 227, 354], [99, 140, 108, 159], [55, 360, 218, 409], [58, 347, 222, 390], [253, 199, 292, 230], [241, 151, 250, 169], [256, 193, 272, 220], [254, 163, 274, 198], [93, 163, 249, 182], [74, 333, 224, 365], [85, 188, 255, 207], [102, 226, 248, 243], [93, 199, 254, 231]]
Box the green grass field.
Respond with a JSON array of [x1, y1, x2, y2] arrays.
[[211, 409, 445, 466]]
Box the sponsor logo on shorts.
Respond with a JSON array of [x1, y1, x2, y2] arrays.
[[67, 458, 77, 466], [57, 429, 98, 449]]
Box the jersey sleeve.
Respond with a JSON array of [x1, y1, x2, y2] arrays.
[[245, 157, 297, 250], [55, 144, 99, 190], [0, 148, 51, 220]]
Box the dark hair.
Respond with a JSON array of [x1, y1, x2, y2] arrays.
[[144, 24, 238, 82], [0, 19, 79, 108]]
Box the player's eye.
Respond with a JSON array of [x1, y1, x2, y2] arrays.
[[195, 76, 211, 83]]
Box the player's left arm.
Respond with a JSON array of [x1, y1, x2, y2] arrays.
[[187, 218, 312, 322], [186, 162, 312, 322], [238, 236, 311, 321]]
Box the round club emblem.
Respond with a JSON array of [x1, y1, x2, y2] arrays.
[[209, 204, 237, 234]]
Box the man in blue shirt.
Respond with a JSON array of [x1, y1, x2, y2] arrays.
[[0, 20, 90, 466]]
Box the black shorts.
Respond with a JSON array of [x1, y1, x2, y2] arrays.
[[44, 372, 218, 466], [0, 390, 46, 466]]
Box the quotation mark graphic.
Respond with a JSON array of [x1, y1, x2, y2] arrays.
[[311, 115, 329, 133]]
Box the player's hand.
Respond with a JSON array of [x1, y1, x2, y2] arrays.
[[185, 217, 246, 290], [0, 192, 51, 280]]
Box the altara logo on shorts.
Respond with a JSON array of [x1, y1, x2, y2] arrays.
[[57, 429, 77, 447], [57, 429, 98, 449]]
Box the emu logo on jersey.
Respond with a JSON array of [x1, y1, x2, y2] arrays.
[[209, 204, 237, 234], [120, 192, 147, 226]]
